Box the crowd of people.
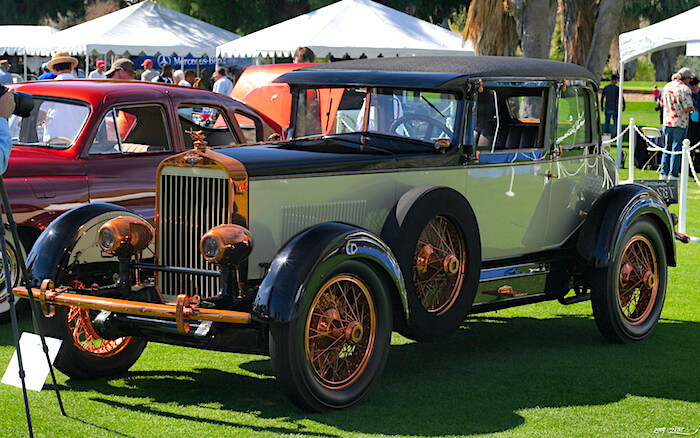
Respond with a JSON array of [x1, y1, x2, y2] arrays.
[[0, 45, 318, 96], [0, 51, 246, 96], [602, 66, 700, 180]]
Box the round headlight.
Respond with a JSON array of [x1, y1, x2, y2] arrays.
[[98, 216, 154, 257], [199, 224, 253, 265], [200, 236, 220, 260], [99, 228, 116, 252]]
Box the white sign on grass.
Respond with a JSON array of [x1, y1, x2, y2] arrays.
[[1, 332, 62, 391]]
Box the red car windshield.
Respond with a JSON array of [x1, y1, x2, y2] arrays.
[[9, 97, 90, 149]]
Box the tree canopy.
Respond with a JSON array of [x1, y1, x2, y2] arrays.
[[4, 0, 469, 36]]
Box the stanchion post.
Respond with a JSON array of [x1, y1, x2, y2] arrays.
[[622, 118, 636, 184], [616, 61, 625, 168], [679, 139, 690, 235]]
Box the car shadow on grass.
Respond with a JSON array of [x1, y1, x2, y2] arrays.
[[53, 313, 699, 437]]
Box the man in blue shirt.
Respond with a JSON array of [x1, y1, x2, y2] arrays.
[[37, 62, 56, 80], [0, 88, 16, 173], [0, 61, 13, 85]]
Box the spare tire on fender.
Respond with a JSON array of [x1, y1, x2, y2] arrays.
[[382, 186, 481, 342]]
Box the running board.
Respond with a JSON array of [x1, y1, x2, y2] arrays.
[[13, 281, 251, 333]]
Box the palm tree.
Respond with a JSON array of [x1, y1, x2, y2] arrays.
[[462, 0, 519, 56]]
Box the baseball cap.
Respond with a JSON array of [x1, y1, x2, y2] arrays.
[[96, 60, 105, 67], [677, 67, 694, 79], [141, 59, 153, 68], [105, 58, 135, 78]]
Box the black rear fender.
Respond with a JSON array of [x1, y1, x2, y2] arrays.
[[252, 222, 408, 325], [577, 184, 676, 268]]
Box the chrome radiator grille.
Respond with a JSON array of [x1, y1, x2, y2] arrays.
[[158, 170, 230, 297]]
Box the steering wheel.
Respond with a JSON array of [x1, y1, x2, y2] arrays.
[[45, 136, 73, 146], [389, 115, 452, 141]]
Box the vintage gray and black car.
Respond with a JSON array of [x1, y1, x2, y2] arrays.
[[17, 57, 677, 412]]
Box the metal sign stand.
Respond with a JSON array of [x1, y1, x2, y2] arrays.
[[0, 177, 66, 437]]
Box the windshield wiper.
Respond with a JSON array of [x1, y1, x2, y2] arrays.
[[421, 95, 445, 119]]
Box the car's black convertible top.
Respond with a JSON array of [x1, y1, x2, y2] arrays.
[[276, 56, 596, 89]]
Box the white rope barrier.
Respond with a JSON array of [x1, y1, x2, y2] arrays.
[[623, 119, 699, 242], [601, 125, 631, 145], [630, 124, 700, 191], [555, 117, 586, 144]]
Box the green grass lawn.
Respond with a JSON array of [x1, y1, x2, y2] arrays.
[[602, 101, 661, 152], [600, 80, 660, 92], [0, 168, 698, 438]]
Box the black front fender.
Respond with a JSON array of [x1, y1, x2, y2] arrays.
[[26, 203, 141, 288], [577, 184, 676, 268], [252, 222, 408, 324]]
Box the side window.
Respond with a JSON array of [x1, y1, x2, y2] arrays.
[[474, 87, 548, 152], [234, 112, 259, 143], [556, 86, 591, 148], [178, 105, 237, 148], [90, 105, 171, 154]]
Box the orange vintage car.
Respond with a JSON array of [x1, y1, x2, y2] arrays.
[[230, 63, 317, 132]]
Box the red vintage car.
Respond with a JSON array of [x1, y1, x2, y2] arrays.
[[0, 80, 281, 322]]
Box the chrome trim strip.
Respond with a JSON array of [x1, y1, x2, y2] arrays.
[[478, 263, 550, 283]]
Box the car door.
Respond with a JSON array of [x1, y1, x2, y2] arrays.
[[543, 83, 612, 249], [465, 83, 555, 260], [83, 103, 174, 221]]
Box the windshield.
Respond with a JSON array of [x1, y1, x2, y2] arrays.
[[292, 87, 461, 144], [9, 98, 90, 149]]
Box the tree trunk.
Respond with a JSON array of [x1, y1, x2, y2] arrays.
[[585, 0, 624, 84], [651, 47, 685, 82], [463, 0, 520, 56], [559, 0, 596, 66], [508, 0, 556, 59], [609, 33, 637, 80]]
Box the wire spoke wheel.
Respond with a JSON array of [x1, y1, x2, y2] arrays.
[[305, 274, 376, 389], [413, 215, 466, 314], [67, 306, 131, 357], [617, 235, 658, 325], [591, 217, 667, 344]]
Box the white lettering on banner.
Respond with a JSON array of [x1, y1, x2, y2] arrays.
[[154, 55, 230, 68]]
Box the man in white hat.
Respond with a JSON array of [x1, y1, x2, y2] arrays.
[[660, 67, 695, 180], [47, 52, 79, 80], [42, 52, 88, 146]]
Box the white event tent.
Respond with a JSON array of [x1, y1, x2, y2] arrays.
[[216, 0, 474, 59], [615, 5, 700, 167], [27, 1, 239, 69], [0, 26, 59, 79]]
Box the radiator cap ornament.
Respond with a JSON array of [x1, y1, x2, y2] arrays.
[[186, 129, 208, 151]]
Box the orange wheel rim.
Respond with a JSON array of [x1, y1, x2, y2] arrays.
[[413, 216, 466, 314], [617, 235, 659, 325], [305, 274, 376, 389], [67, 306, 131, 357]]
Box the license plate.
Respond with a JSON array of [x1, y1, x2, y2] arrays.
[[635, 179, 678, 205]]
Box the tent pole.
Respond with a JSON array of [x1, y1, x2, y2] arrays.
[[616, 61, 625, 168], [23, 49, 27, 81]]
